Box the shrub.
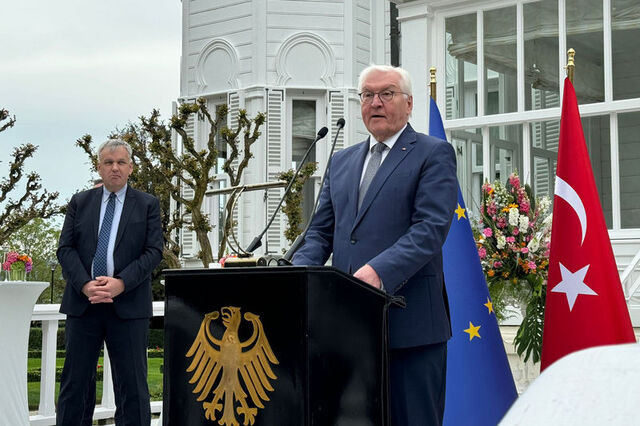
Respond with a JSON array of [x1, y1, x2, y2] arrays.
[[28, 327, 66, 351]]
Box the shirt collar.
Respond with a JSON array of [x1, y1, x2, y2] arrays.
[[101, 184, 127, 203], [369, 123, 408, 152]]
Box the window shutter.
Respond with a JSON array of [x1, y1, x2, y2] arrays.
[[329, 91, 346, 152], [226, 92, 241, 250], [266, 89, 286, 253], [180, 109, 199, 258], [445, 86, 455, 120]]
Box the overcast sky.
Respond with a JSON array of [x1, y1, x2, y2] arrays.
[[1, 0, 182, 202]]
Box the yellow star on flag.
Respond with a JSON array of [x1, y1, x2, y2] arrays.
[[484, 298, 494, 314], [464, 322, 481, 341], [454, 203, 466, 220]]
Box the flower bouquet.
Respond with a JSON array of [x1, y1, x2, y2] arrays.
[[473, 173, 552, 363], [3, 251, 33, 281]]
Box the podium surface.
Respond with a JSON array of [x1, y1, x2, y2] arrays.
[[163, 266, 392, 426]]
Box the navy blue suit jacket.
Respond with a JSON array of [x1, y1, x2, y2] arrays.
[[58, 186, 163, 319], [293, 124, 457, 348]]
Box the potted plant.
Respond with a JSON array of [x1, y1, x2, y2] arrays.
[[3, 251, 33, 282]]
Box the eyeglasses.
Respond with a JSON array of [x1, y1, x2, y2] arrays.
[[358, 90, 409, 104]]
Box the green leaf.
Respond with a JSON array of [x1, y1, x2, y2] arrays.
[[513, 294, 545, 363]]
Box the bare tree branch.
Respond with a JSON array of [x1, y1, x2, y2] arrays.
[[0, 109, 64, 245]]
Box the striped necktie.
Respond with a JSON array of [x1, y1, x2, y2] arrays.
[[93, 192, 116, 278]]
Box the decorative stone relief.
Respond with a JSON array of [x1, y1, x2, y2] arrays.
[[196, 39, 239, 93], [275, 32, 335, 87]]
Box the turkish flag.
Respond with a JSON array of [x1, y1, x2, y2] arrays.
[[540, 78, 636, 371]]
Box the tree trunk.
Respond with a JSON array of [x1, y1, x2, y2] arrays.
[[191, 209, 214, 267], [163, 248, 182, 269]]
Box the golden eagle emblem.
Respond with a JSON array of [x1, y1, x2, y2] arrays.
[[186, 306, 279, 426]]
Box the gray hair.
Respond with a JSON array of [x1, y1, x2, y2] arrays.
[[97, 138, 132, 162], [358, 64, 413, 96]]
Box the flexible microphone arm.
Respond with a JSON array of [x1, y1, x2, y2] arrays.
[[280, 118, 345, 264], [245, 126, 329, 253]]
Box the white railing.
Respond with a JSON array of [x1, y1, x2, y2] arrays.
[[622, 247, 640, 301], [28, 302, 165, 426]]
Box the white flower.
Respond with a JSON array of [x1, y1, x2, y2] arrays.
[[527, 238, 540, 253], [519, 215, 529, 233], [538, 196, 551, 214], [497, 235, 506, 249], [508, 207, 519, 226]]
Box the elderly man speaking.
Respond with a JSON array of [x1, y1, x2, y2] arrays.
[[293, 64, 457, 425]]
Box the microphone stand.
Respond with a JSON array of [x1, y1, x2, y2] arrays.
[[279, 118, 345, 265], [244, 126, 329, 253]]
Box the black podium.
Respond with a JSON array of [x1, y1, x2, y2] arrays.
[[163, 266, 396, 426]]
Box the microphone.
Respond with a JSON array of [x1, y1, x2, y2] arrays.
[[245, 126, 329, 253], [279, 118, 345, 265]]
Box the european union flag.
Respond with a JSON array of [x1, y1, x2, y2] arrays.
[[429, 97, 518, 425]]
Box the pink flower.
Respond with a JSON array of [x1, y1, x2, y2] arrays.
[[478, 247, 487, 259], [520, 201, 530, 214], [512, 227, 519, 236], [497, 217, 507, 228], [521, 247, 529, 254], [494, 261, 503, 268], [528, 261, 537, 270], [6, 252, 18, 263], [509, 174, 520, 188], [483, 228, 493, 237], [487, 203, 497, 215], [506, 236, 515, 243]]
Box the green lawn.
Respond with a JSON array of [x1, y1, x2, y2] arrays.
[[28, 358, 163, 411]]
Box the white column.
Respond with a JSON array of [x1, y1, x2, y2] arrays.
[[38, 317, 59, 417], [396, 1, 429, 133], [101, 345, 116, 409]]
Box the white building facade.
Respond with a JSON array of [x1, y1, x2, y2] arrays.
[[394, 0, 640, 327], [177, 0, 640, 326], [177, 0, 393, 262]]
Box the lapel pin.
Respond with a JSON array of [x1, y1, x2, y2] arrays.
[[401, 147, 406, 151]]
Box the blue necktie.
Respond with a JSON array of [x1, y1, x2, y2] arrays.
[[93, 192, 116, 278]]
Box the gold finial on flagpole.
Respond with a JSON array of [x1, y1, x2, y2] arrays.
[[429, 67, 437, 102], [567, 48, 575, 83]]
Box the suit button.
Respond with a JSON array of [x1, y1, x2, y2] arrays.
[[350, 239, 357, 244]]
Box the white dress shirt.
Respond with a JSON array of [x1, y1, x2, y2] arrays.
[[359, 124, 408, 185]]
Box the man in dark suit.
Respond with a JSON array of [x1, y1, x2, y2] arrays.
[[56, 139, 163, 426], [293, 65, 457, 425]]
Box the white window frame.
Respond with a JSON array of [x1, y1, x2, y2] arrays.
[[429, 0, 640, 237], [285, 89, 328, 204]]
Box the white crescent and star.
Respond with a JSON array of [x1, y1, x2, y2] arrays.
[[551, 263, 598, 311], [551, 176, 598, 310], [555, 176, 587, 245]]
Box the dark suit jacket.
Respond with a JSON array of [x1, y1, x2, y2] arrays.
[[58, 186, 163, 319], [293, 124, 457, 348]]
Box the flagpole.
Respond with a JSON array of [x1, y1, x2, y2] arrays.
[[429, 66, 437, 102], [566, 48, 575, 83]]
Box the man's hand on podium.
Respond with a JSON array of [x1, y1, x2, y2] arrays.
[[354, 264, 381, 289]]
